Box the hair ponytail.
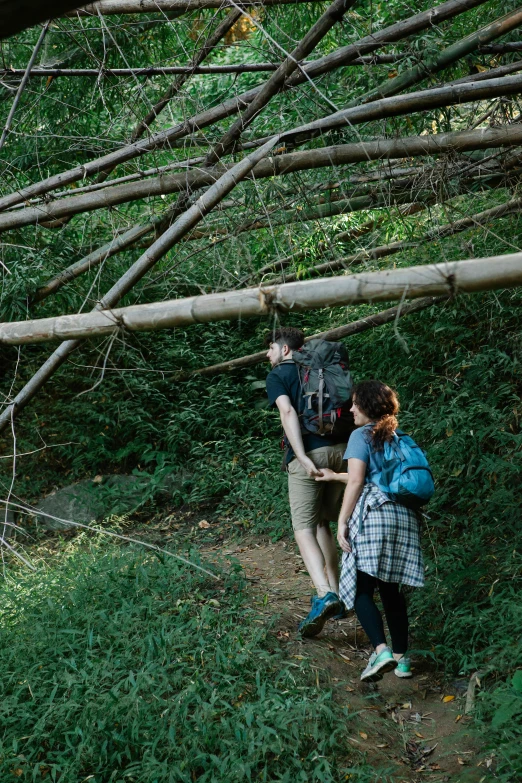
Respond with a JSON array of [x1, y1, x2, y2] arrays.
[[351, 380, 400, 450], [371, 412, 399, 450]]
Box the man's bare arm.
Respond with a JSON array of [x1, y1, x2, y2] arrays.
[[275, 395, 322, 477]]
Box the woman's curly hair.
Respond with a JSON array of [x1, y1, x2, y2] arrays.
[[352, 380, 399, 450]]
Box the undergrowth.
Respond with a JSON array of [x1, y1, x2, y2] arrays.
[[0, 540, 376, 783]]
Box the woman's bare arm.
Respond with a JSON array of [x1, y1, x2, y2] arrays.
[[337, 458, 366, 553]]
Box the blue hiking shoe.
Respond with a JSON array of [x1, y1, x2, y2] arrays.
[[298, 592, 342, 638]]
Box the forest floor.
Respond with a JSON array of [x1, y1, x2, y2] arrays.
[[27, 505, 493, 781], [199, 534, 491, 783]]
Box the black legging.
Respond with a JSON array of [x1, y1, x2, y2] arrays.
[[354, 570, 409, 655]]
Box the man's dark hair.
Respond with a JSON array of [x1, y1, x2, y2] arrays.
[[265, 326, 305, 351]]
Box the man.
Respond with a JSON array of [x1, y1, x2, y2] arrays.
[[265, 326, 345, 637]]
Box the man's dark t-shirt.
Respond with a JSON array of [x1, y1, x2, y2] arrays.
[[266, 360, 345, 464]]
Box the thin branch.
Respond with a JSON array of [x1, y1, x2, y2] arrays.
[[0, 499, 220, 579], [0, 56, 401, 78]]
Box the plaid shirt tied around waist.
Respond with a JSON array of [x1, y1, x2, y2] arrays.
[[339, 483, 425, 610]]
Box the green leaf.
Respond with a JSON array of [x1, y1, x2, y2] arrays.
[[512, 670, 522, 694]]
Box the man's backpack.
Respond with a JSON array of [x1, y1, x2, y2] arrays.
[[292, 338, 355, 439], [372, 429, 435, 510]]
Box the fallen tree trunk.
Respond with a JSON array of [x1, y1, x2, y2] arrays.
[[0, 0, 84, 39], [2, 123, 521, 233], [0, 0, 488, 212], [186, 296, 448, 377], [68, 0, 334, 13], [2, 252, 522, 345]]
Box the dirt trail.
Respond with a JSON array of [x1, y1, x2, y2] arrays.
[[203, 537, 489, 782]]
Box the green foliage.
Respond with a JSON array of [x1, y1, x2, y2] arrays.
[[0, 542, 373, 782]]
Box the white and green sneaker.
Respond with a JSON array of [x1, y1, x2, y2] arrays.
[[360, 646, 397, 682], [394, 656, 413, 678]]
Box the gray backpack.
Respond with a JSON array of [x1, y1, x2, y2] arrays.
[[292, 338, 355, 438]]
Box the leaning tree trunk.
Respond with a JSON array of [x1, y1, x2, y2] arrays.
[[2, 253, 522, 345]]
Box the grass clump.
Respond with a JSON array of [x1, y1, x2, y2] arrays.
[[0, 540, 371, 783]]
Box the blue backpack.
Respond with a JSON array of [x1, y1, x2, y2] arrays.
[[372, 429, 435, 510]]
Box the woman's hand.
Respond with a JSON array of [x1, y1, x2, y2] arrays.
[[337, 521, 351, 553], [314, 468, 337, 482]]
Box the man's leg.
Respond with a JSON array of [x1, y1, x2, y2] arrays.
[[317, 443, 347, 596], [288, 454, 332, 595], [316, 522, 339, 595], [293, 527, 332, 597]]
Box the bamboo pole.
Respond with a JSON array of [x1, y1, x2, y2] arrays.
[[449, 59, 522, 85], [282, 71, 522, 145], [479, 42, 522, 53], [0, 23, 49, 151], [183, 192, 433, 242], [0, 0, 488, 213], [2, 123, 522, 233], [2, 253, 521, 345], [186, 297, 448, 377], [0, 56, 400, 78]]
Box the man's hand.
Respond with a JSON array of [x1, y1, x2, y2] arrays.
[[298, 455, 323, 478], [314, 467, 337, 482], [337, 522, 352, 553]]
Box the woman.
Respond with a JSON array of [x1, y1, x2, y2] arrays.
[[316, 380, 424, 682]]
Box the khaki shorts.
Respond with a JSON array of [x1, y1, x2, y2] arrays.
[[287, 443, 346, 532]]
